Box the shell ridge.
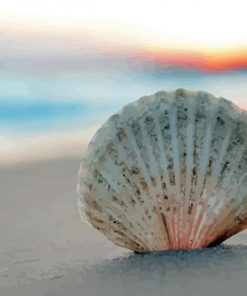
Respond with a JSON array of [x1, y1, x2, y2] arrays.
[[191, 103, 220, 247], [122, 121, 168, 249], [182, 99, 197, 248], [187, 95, 203, 247], [175, 95, 190, 248], [138, 116, 170, 249], [153, 108, 176, 247], [188, 94, 216, 247], [153, 107, 173, 192], [168, 99, 181, 248], [188, 94, 216, 243]]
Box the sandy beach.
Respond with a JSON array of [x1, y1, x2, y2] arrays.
[[1, 157, 247, 295]]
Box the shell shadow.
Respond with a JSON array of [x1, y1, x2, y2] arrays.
[[81, 245, 247, 296]]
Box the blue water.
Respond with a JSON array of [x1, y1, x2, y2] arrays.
[[0, 68, 246, 135], [0, 101, 86, 132]]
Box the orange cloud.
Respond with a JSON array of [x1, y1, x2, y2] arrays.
[[1, 21, 247, 72], [128, 47, 247, 72]]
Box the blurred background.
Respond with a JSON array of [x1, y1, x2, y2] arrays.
[[0, 0, 247, 167]]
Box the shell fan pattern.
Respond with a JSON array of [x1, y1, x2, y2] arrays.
[[78, 89, 247, 252]]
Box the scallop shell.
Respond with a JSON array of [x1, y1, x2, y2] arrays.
[[77, 89, 247, 252]]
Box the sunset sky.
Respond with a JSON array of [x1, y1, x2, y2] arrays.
[[1, 0, 247, 65], [0, 0, 247, 165]]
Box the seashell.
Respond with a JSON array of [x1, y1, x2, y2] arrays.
[[77, 89, 247, 252]]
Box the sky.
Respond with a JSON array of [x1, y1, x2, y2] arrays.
[[0, 0, 247, 165]]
